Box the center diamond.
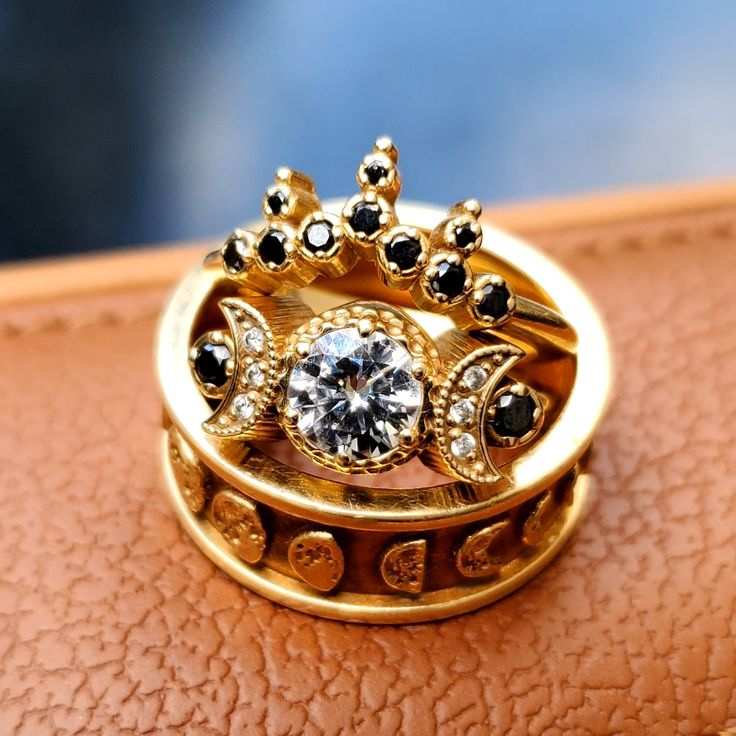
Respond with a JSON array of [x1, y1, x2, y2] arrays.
[[286, 327, 424, 461]]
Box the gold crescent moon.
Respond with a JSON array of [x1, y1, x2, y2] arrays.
[[455, 519, 510, 578], [380, 539, 427, 594], [202, 298, 278, 439], [434, 344, 524, 483]]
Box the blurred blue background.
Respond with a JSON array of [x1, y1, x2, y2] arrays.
[[2, 1, 735, 261]]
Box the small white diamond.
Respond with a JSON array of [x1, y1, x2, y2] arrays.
[[449, 398, 475, 425], [451, 433, 477, 459], [231, 394, 255, 421], [246, 363, 265, 388], [244, 326, 265, 353], [462, 365, 488, 391]]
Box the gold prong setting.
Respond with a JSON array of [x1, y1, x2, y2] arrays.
[[486, 382, 544, 448], [280, 302, 438, 474], [189, 331, 235, 400]]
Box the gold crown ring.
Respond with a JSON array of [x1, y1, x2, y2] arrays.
[[156, 138, 611, 623]]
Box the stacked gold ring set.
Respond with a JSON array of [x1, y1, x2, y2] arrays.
[[156, 138, 610, 623]]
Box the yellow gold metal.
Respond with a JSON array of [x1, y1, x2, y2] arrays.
[[454, 519, 510, 578], [288, 530, 345, 592], [166, 425, 208, 514], [209, 487, 267, 564], [380, 539, 427, 593], [157, 142, 611, 623]]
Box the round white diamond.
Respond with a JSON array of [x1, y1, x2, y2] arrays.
[[231, 393, 255, 420], [286, 327, 424, 461], [462, 365, 489, 391], [244, 326, 265, 354], [246, 363, 265, 388], [449, 398, 475, 425], [451, 432, 477, 459]]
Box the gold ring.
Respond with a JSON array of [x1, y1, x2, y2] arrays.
[[156, 137, 611, 623]]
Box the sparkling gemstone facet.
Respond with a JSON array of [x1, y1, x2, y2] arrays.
[[454, 223, 477, 249], [246, 363, 265, 387], [349, 201, 381, 235], [492, 392, 536, 438], [222, 238, 248, 273], [449, 398, 475, 425], [365, 161, 387, 185], [303, 220, 334, 254], [385, 235, 421, 271], [231, 393, 255, 420], [451, 433, 477, 458], [258, 229, 288, 266], [194, 342, 231, 387], [244, 327, 265, 354], [462, 365, 488, 391], [286, 327, 423, 460], [430, 261, 466, 299], [477, 283, 511, 320], [267, 190, 287, 215]]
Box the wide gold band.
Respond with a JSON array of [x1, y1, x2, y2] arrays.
[[156, 201, 610, 623]]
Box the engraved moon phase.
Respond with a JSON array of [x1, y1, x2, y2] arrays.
[[210, 488, 267, 564], [380, 539, 427, 594], [435, 344, 524, 483], [455, 519, 510, 578], [288, 531, 344, 592], [167, 426, 208, 513], [201, 297, 277, 439]]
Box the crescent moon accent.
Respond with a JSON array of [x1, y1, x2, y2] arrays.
[[380, 539, 427, 594], [455, 519, 510, 578], [210, 488, 267, 564], [202, 298, 278, 439], [434, 344, 524, 483], [521, 490, 554, 546], [288, 531, 344, 592]]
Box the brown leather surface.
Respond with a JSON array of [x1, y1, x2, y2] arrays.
[[1, 188, 735, 734]]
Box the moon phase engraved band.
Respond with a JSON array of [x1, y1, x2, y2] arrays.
[[156, 139, 610, 623]]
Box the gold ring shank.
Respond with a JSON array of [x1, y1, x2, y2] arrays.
[[157, 201, 610, 622]]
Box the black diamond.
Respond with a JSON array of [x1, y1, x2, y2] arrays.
[[492, 392, 536, 438], [267, 190, 287, 216], [430, 261, 466, 299], [385, 235, 421, 271], [258, 229, 288, 266], [477, 283, 511, 320], [349, 201, 381, 235], [365, 161, 388, 185], [222, 238, 247, 273], [194, 342, 232, 387], [303, 220, 335, 253], [455, 223, 477, 250]]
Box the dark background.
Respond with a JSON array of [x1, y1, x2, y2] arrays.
[[2, 1, 735, 262]]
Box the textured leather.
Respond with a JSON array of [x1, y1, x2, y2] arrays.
[[1, 190, 735, 735]]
